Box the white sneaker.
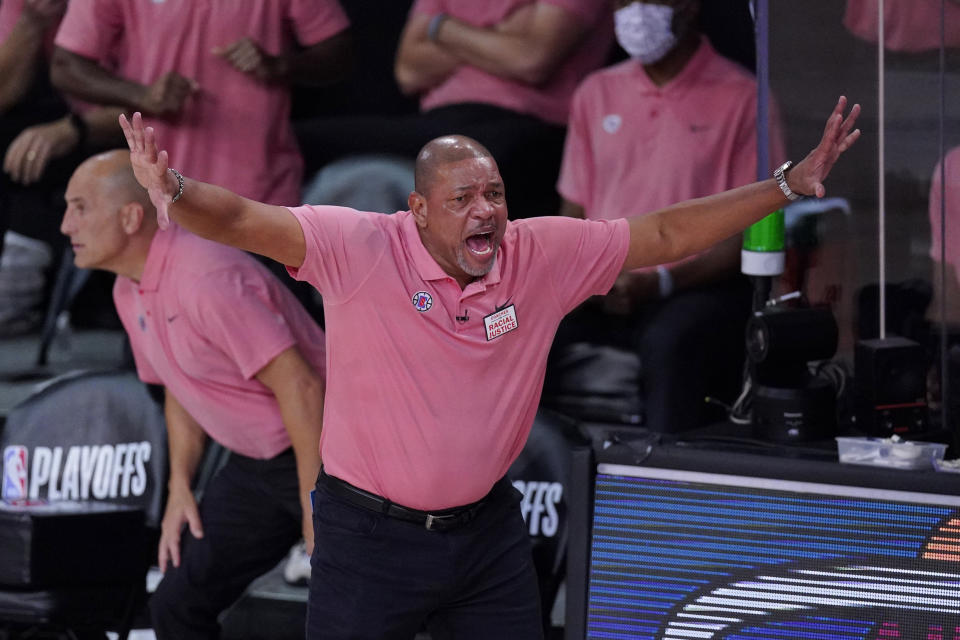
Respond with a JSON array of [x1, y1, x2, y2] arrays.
[[282, 540, 311, 586]]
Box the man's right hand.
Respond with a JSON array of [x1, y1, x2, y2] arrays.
[[158, 486, 204, 572], [137, 71, 198, 118], [119, 112, 178, 228]]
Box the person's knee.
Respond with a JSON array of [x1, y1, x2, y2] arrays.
[[148, 571, 183, 623]]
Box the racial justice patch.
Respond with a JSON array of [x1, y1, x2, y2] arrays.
[[484, 304, 518, 341]]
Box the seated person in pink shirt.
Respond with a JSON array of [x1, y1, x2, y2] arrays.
[[61, 150, 327, 640], [297, 0, 613, 219], [116, 91, 858, 638], [49, 0, 351, 208], [551, 0, 785, 433], [0, 0, 123, 259]]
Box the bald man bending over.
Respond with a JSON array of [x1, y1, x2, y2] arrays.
[[118, 99, 859, 639], [61, 150, 327, 640]]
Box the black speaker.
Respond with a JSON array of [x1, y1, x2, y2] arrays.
[[854, 337, 927, 436]]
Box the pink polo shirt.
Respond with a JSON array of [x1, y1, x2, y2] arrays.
[[558, 40, 784, 223], [114, 226, 326, 460], [410, 0, 613, 125], [287, 206, 628, 509], [55, 0, 349, 205], [844, 0, 960, 53]]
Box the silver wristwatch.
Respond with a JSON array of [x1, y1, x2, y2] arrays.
[[773, 160, 800, 201]]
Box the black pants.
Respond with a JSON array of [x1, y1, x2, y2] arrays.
[[549, 276, 753, 433], [295, 103, 566, 220], [149, 448, 302, 640], [306, 475, 543, 639]]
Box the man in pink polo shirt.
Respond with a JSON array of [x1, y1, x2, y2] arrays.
[[551, 0, 787, 433], [297, 0, 612, 219], [60, 150, 327, 640], [118, 96, 859, 638], [50, 0, 351, 207]]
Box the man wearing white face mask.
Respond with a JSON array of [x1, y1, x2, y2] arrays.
[[552, 0, 786, 433]]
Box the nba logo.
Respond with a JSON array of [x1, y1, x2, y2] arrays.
[[2, 446, 28, 500]]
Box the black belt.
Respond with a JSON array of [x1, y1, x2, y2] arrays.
[[318, 469, 491, 532]]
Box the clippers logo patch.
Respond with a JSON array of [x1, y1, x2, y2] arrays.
[[411, 291, 433, 312], [484, 304, 518, 341]]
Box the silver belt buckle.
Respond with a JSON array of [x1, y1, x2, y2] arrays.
[[425, 513, 452, 530]]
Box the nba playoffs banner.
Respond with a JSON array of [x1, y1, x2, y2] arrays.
[[1, 371, 167, 526]]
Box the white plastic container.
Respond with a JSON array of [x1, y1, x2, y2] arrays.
[[835, 437, 948, 470]]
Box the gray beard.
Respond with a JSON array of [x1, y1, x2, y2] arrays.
[[457, 247, 496, 278]]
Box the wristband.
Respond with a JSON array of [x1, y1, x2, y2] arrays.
[[428, 13, 448, 42], [656, 265, 674, 298], [168, 167, 184, 204]]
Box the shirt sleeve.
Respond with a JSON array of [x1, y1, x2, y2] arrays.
[[53, 0, 122, 61], [181, 268, 299, 380], [529, 216, 629, 314], [286, 205, 387, 305], [556, 78, 594, 209], [287, 0, 350, 46]]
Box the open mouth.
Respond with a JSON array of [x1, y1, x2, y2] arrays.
[[464, 230, 495, 257]]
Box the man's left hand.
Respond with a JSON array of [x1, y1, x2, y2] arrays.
[[788, 96, 861, 199], [3, 116, 80, 185], [213, 37, 286, 83]]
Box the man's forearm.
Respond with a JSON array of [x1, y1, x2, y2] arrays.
[[0, 14, 47, 112], [395, 14, 461, 95], [626, 179, 787, 272], [282, 30, 352, 88], [257, 349, 325, 527], [82, 106, 128, 148], [276, 374, 324, 503], [50, 47, 147, 110], [432, 4, 586, 86], [164, 390, 208, 493]]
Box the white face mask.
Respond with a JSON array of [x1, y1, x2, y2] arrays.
[[614, 3, 677, 65]]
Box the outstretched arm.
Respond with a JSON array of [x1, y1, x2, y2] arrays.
[[622, 97, 861, 272], [118, 112, 307, 267]]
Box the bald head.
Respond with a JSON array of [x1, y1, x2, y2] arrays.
[[414, 135, 495, 197], [73, 149, 156, 222]]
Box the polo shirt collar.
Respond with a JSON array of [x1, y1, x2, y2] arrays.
[[399, 210, 504, 289], [633, 37, 715, 94], [138, 224, 178, 291]]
